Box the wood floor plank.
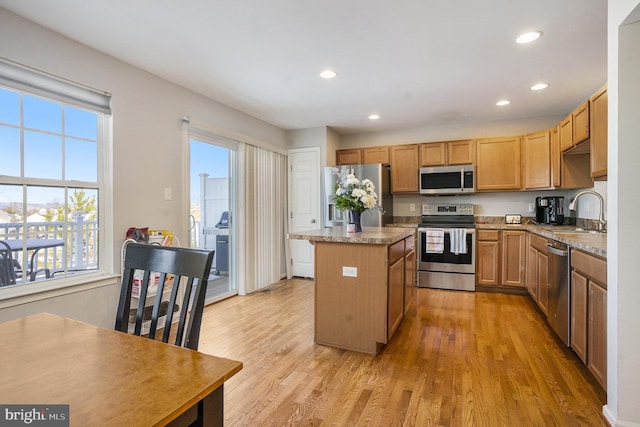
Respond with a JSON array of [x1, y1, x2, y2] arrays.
[[198, 278, 607, 426]]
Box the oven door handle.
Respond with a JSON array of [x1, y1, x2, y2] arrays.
[[418, 228, 476, 233]]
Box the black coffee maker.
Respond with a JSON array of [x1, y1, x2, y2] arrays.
[[535, 196, 565, 225]]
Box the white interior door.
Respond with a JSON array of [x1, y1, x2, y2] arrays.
[[288, 147, 320, 278]]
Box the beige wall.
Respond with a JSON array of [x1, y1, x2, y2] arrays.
[[340, 114, 567, 148], [0, 8, 287, 326]]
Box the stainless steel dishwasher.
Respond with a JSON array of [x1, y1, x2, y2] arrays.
[[546, 240, 570, 346]]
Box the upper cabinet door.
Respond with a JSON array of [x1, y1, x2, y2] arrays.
[[524, 130, 551, 189], [420, 142, 447, 166], [589, 84, 608, 180], [559, 114, 574, 152], [447, 140, 475, 165], [390, 144, 420, 193], [476, 136, 522, 191], [572, 101, 590, 145], [336, 149, 362, 165], [363, 146, 389, 164], [551, 126, 562, 188]]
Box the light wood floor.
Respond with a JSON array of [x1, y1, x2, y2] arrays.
[[198, 278, 606, 427]]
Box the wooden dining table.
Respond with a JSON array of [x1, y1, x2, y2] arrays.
[[0, 313, 243, 426]]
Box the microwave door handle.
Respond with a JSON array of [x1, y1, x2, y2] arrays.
[[460, 168, 464, 191]]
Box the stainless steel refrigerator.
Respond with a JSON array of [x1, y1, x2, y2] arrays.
[[322, 164, 393, 228]]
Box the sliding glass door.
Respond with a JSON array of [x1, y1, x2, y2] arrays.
[[188, 134, 237, 304]]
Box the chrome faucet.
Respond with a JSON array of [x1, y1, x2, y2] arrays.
[[569, 190, 607, 232]]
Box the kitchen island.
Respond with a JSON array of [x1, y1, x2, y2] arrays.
[[289, 226, 415, 355]]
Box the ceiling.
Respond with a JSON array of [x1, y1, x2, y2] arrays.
[[0, 0, 607, 135]]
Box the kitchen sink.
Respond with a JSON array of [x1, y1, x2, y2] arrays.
[[543, 227, 605, 235]]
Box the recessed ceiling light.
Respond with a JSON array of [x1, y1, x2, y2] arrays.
[[516, 31, 543, 44], [368, 114, 380, 120], [496, 100, 511, 106], [531, 83, 550, 91], [319, 70, 336, 79]]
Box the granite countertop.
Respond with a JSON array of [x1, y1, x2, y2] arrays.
[[475, 223, 607, 259], [386, 223, 419, 228], [288, 226, 415, 245]]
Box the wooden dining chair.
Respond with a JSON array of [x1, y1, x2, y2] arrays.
[[115, 242, 215, 350]]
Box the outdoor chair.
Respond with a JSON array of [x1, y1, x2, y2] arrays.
[[0, 241, 18, 287], [114, 242, 215, 350]]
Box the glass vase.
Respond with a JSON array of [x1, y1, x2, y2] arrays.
[[348, 210, 363, 233]]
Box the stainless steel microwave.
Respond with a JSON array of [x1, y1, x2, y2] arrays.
[[419, 165, 475, 195]]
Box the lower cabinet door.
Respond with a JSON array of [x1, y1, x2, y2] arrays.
[[537, 251, 549, 315], [387, 257, 404, 340], [588, 282, 607, 389], [404, 249, 415, 314], [571, 271, 588, 364]]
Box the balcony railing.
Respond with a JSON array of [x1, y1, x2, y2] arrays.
[[0, 214, 98, 285]]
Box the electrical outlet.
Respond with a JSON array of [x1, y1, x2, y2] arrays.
[[164, 187, 172, 201], [528, 203, 535, 213], [342, 266, 357, 277], [409, 203, 416, 212]]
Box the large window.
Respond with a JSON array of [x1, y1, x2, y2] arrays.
[[0, 60, 110, 291]]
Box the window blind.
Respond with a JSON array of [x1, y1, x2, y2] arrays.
[[0, 57, 111, 114], [240, 144, 287, 293]]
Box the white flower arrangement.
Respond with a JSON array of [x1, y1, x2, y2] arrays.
[[332, 167, 382, 213]]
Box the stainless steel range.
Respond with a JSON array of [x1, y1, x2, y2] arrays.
[[417, 203, 476, 291]]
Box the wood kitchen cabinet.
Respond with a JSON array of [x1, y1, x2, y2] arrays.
[[476, 230, 501, 286], [590, 84, 608, 180], [523, 130, 551, 189], [501, 230, 526, 288], [526, 233, 549, 314], [475, 136, 522, 191], [571, 269, 588, 363], [551, 126, 562, 187], [336, 149, 362, 165], [388, 254, 404, 340], [588, 281, 607, 389], [572, 101, 590, 145], [560, 101, 590, 153], [420, 142, 447, 166], [570, 249, 607, 390], [363, 146, 389, 164], [541, 124, 592, 190], [389, 144, 420, 193], [477, 229, 525, 288], [337, 147, 391, 165], [448, 140, 475, 165], [404, 234, 416, 314], [559, 114, 574, 152], [420, 140, 475, 166], [558, 121, 593, 189], [312, 231, 414, 355]]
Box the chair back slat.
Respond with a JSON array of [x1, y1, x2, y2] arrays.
[[148, 271, 169, 340], [114, 243, 214, 350]]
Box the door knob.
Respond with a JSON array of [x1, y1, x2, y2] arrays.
[[311, 219, 316, 223]]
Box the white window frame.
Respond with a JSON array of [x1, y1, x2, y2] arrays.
[[0, 58, 115, 303]]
